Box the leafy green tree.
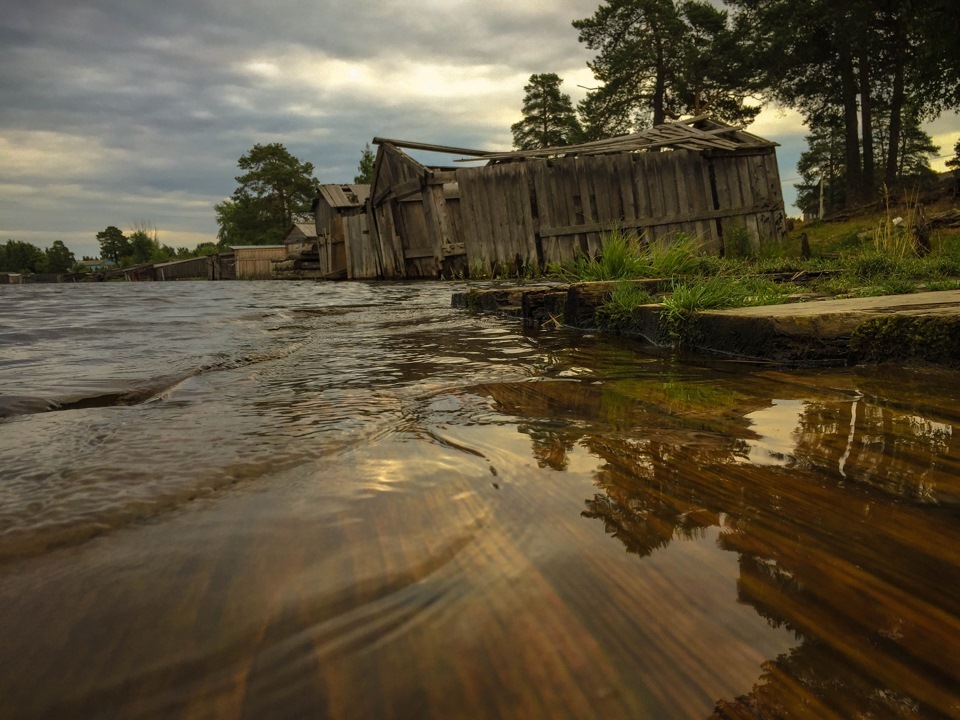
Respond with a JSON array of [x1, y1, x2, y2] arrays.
[[215, 143, 317, 246], [354, 144, 375, 184], [511, 73, 582, 149], [193, 242, 222, 257], [573, 0, 758, 135], [44, 240, 76, 273], [96, 226, 131, 263], [128, 230, 156, 264], [0, 240, 47, 273]]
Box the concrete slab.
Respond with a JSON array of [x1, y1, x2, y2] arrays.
[[454, 284, 960, 365], [694, 291, 960, 364]]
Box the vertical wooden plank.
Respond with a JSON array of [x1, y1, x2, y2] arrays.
[[343, 214, 356, 279], [748, 153, 772, 246], [387, 200, 406, 278], [569, 158, 586, 256], [551, 160, 575, 263], [764, 151, 787, 242], [457, 168, 483, 274], [735, 156, 761, 250], [533, 161, 561, 266], [501, 165, 522, 270], [672, 151, 692, 242], [645, 152, 667, 244], [712, 156, 736, 248], [695, 156, 720, 254], [512, 163, 538, 268], [422, 183, 454, 272], [615, 154, 636, 228], [632, 154, 652, 244]]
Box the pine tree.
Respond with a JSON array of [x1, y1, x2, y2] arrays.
[[215, 143, 317, 246], [511, 74, 582, 150], [573, 0, 758, 137], [354, 144, 375, 184]]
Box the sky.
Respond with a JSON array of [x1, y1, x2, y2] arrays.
[[2, 0, 958, 260]]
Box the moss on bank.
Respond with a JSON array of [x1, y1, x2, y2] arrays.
[[850, 315, 960, 365]]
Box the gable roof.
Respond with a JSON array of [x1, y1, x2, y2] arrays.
[[317, 184, 370, 209]]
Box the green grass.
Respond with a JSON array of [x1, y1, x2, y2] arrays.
[[559, 216, 960, 335], [570, 227, 651, 281], [659, 276, 793, 345], [594, 281, 655, 328]]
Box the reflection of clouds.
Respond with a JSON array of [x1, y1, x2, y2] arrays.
[[742, 399, 805, 467]]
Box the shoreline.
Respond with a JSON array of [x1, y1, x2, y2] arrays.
[[454, 283, 960, 366]]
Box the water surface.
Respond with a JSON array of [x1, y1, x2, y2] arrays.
[[0, 281, 957, 719]]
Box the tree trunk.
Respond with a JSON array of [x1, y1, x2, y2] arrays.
[[885, 14, 906, 187], [653, 43, 666, 126], [859, 52, 875, 197], [839, 43, 862, 208]]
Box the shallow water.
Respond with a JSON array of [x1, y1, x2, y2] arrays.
[[0, 281, 958, 719]]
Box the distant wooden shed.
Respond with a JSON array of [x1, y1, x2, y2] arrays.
[[231, 245, 287, 279], [367, 117, 786, 278], [154, 256, 216, 281], [314, 184, 373, 279]]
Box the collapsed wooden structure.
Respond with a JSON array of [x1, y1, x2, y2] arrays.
[[346, 117, 786, 279]]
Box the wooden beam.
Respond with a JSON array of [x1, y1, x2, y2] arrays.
[[538, 204, 783, 238], [372, 137, 496, 157]]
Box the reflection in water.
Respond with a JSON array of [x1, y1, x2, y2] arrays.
[[743, 399, 805, 467], [479, 365, 960, 719], [1, 284, 959, 719]]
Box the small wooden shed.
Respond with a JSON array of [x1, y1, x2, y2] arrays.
[[367, 117, 786, 278], [284, 222, 319, 254], [231, 245, 287, 279], [314, 184, 373, 279]]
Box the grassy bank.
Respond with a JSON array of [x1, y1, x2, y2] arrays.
[[545, 202, 960, 343]]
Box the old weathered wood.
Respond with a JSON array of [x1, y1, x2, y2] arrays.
[[368, 119, 786, 278], [537, 203, 784, 239]]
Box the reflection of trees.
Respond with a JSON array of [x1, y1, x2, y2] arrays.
[[473, 377, 960, 718], [792, 398, 960, 505], [582, 435, 960, 718], [582, 437, 723, 558], [520, 422, 578, 471]]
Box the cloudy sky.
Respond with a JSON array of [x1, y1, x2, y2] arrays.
[[2, 0, 958, 260]]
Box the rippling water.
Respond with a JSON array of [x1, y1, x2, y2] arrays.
[[0, 281, 958, 719]]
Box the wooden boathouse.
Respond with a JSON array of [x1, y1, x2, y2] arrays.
[[313, 184, 375, 279], [365, 117, 786, 279]]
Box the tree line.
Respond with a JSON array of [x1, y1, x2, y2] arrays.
[[0, 225, 219, 275], [511, 0, 960, 215]]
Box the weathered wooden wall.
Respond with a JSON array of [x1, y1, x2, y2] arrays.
[[367, 142, 785, 279], [369, 146, 467, 279], [155, 256, 214, 281], [457, 148, 785, 269], [233, 246, 286, 280], [458, 163, 538, 275], [343, 213, 381, 279]]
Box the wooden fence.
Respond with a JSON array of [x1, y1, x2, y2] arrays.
[[365, 119, 786, 279]]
